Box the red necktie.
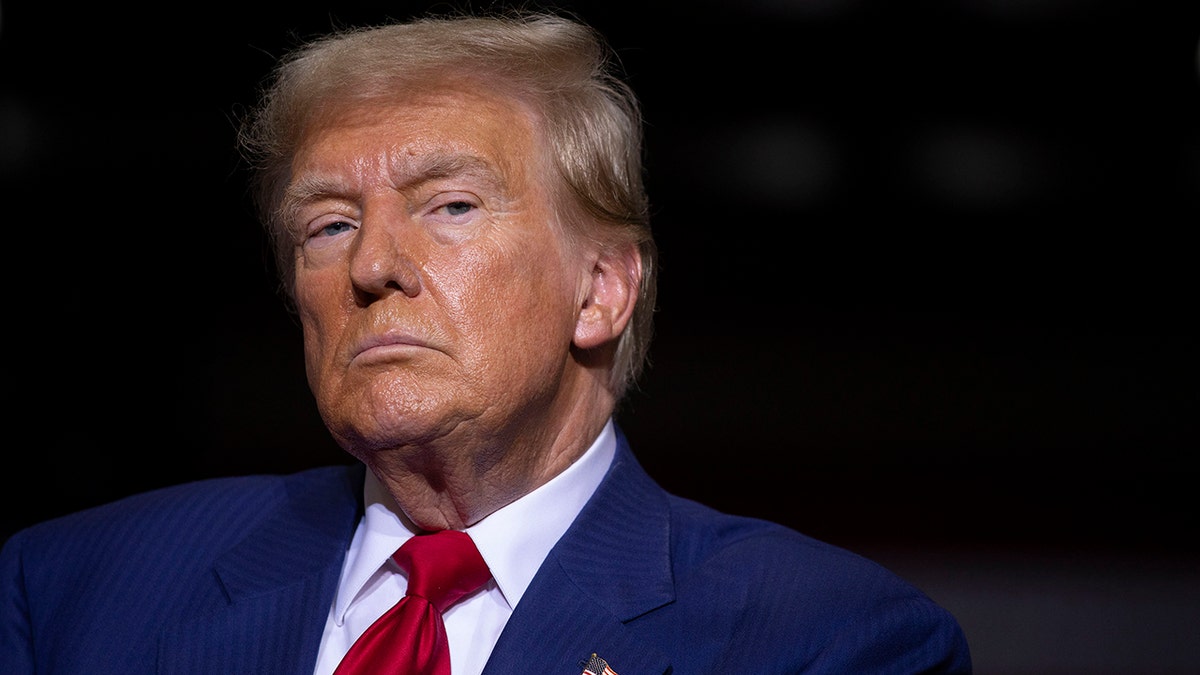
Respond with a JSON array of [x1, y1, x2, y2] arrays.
[[333, 530, 492, 675]]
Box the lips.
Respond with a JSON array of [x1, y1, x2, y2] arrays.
[[349, 331, 431, 365]]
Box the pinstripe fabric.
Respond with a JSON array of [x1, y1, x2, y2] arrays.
[[2, 427, 972, 674], [2, 465, 363, 674], [481, 428, 972, 674]]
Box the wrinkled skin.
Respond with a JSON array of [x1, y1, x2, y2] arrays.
[[284, 87, 640, 530]]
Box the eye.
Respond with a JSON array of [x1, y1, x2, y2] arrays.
[[317, 220, 356, 237], [442, 200, 474, 217]]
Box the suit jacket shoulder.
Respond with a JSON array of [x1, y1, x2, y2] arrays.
[[0, 464, 364, 675], [483, 428, 972, 674]]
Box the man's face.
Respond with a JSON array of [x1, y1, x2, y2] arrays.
[[285, 89, 590, 454]]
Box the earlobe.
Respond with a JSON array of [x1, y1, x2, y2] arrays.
[[573, 244, 641, 350]]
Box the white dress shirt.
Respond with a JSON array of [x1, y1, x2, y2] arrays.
[[311, 420, 617, 675]]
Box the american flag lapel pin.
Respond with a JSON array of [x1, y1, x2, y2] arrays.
[[580, 652, 618, 675]]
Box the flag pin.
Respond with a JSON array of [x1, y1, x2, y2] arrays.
[[580, 652, 618, 675]]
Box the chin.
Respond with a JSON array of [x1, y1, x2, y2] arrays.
[[325, 390, 457, 452]]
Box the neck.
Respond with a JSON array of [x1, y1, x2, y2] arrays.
[[364, 389, 613, 531]]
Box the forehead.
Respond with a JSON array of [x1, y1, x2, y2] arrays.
[[291, 88, 545, 187]]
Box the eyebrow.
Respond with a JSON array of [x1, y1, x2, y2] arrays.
[[399, 153, 506, 191], [278, 151, 509, 232]]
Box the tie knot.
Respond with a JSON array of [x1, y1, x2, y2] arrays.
[[393, 530, 492, 613]]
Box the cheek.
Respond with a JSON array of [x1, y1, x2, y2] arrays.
[[431, 244, 512, 317], [299, 311, 324, 379], [445, 240, 571, 323], [295, 274, 345, 377]]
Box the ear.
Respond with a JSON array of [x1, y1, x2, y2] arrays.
[[573, 243, 642, 350]]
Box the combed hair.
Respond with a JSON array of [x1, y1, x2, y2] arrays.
[[237, 9, 657, 401]]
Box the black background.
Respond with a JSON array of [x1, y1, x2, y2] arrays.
[[3, 0, 1196, 568]]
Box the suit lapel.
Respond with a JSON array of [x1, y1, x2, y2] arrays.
[[157, 465, 364, 675], [484, 429, 674, 675]]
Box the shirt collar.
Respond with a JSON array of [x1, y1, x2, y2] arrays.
[[332, 419, 617, 623]]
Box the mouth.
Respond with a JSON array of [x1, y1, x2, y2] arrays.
[[350, 332, 431, 365]]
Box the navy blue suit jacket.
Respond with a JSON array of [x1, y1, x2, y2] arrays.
[[2, 428, 971, 673]]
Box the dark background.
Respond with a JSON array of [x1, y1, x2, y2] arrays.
[[3, 1, 1197, 672]]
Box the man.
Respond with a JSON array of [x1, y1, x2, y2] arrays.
[[1, 10, 972, 674]]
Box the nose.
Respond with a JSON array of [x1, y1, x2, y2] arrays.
[[348, 207, 423, 303]]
